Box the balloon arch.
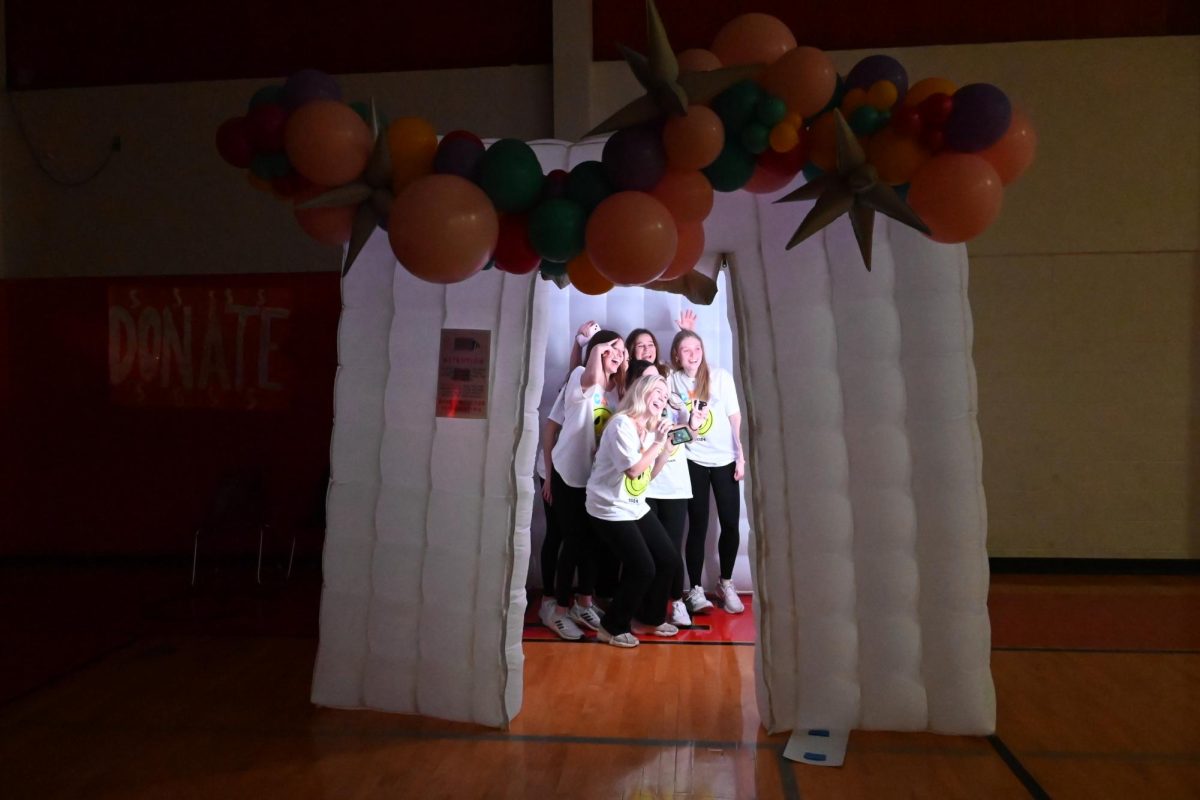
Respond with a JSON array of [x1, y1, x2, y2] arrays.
[[215, 7, 1036, 295]]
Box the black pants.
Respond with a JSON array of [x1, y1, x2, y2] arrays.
[[551, 469, 596, 607], [647, 497, 687, 600], [588, 512, 681, 635], [538, 476, 561, 592], [685, 460, 741, 585]]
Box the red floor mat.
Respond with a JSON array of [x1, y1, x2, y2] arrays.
[[523, 590, 756, 644]]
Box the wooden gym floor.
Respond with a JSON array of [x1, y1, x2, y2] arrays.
[[0, 564, 1197, 799]]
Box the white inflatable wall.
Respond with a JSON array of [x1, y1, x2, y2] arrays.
[[312, 140, 994, 735]]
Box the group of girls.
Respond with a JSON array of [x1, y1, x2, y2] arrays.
[[535, 314, 746, 649]]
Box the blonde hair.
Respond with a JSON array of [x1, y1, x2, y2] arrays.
[[617, 373, 667, 423], [670, 330, 710, 402]]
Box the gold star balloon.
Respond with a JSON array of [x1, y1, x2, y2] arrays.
[[774, 110, 930, 270], [295, 99, 394, 275], [586, 0, 763, 137]]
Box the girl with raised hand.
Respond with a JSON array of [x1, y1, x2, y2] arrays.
[[545, 329, 627, 640], [670, 330, 747, 615], [586, 372, 684, 648]]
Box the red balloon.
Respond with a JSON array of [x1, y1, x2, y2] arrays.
[[744, 144, 805, 194], [891, 106, 923, 138], [917, 93, 954, 128], [247, 103, 290, 153], [493, 213, 542, 274], [216, 117, 254, 168], [919, 128, 945, 153], [659, 222, 705, 281], [907, 154, 1003, 243]]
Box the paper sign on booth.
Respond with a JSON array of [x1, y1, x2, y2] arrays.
[[436, 329, 490, 419]]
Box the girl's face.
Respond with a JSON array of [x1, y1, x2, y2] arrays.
[[675, 337, 704, 376], [632, 333, 656, 363], [645, 380, 668, 418], [602, 339, 626, 375]]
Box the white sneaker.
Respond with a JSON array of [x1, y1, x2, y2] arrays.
[[597, 627, 640, 648], [719, 579, 745, 614], [538, 596, 556, 627], [685, 585, 714, 614], [547, 607, 585, 640], [669, 599, 692, 627], [632, 620, 679, 637], [568, 602, 603, 631]]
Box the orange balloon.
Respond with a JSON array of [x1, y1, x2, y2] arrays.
[[659, 222, 705, 281], [387, 117, 438, 193], [711, 13, 797, 67], [295, 205, 354, 245], [566, 252, 614, 296], [284, 100, 373, 187], [907, 154, 1003, 244], [807, 112, 838, 172], [650, 170, 714, 223], [866, 80, 899, 110], [978, 108, 1037, 185], [677, 48, 722, 72], [903, 77, 958, 107], [662, 105, 724, 170], [866, 127, 931, 185], [585, 192, 678, 286], [769, 121, 799, 153], [761, 46, 837, 118], [388, 174, 499, 283]]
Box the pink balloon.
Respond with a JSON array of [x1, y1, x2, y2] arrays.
[[978, 107, 1037, 185], [908, 154, 1003, 243], [711, 13, 797, 67]]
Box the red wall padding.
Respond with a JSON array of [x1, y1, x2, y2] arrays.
[[0, 274, 341, 557]]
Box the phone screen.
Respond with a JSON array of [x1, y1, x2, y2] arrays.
[[669, 427, 693, 445]]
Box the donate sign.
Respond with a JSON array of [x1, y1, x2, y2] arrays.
[[107, 285, 292, 410]]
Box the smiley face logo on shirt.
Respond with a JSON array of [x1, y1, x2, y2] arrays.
[[624, 467, 651, 497], [593, 406, 613, 443], [685, 400, 714, 437]]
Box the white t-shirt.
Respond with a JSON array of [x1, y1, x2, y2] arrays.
[[586, 414, 653, 521], [550, 366, 620, 488], [647, 384, 693, 500], [535, 385, 567, 481], [669, 367, 741, 468]]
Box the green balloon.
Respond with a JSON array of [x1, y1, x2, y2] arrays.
[[349, 101, 386, 129], [740, 123, 770, 155], [712, 80, 762, 133], [566, 160, 612, 214], [248, 85, 284, 111], [702, 140, 756, 192], [755, 95, 787, 128], [251, 152, 291, 180], [478, 139, 545, 214], [529, 198, 586, 263]]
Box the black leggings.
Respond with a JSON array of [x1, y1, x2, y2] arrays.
[[647, 497, 687, 600], [588, 512, 681, 635], [551, 469, 596, 607], [685, 461, 741, 585], [538, 476, 561, 592]]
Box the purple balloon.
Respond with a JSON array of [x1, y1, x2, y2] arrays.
[[844, 55, 909, 101], [602, 125, 666, 192], [944, 83, 1012, 153], [282, 69, 342, 109], [433, 136, 486, 181]]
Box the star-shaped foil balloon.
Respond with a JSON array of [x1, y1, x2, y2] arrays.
[[295, 100, 393, 276], [586, 0, 763, 137], [774, 110, 930, 270]]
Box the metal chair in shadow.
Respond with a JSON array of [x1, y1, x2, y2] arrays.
[[191, 467, 294, 586]]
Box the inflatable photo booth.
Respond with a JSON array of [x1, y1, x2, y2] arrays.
[[311, 138, 994, 736]]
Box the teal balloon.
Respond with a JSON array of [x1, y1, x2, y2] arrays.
[[755, 95, 787, 128], [702, 140, 755, 192], [566, 161, 612, 214], [894, 183, 910, 202], [248, 85, 285, 111], [849, 105, 882, 135], [740, 123, 770, 155], [529, 198, 586, 262], [478, 139, 545, 213], [250, 151, 290, 180], [482, 259, 495, 271], [349, 101, 385, 129], [539, 259, 567, 278], [712, 80, 762, 133], [802, 163, 824, 182]]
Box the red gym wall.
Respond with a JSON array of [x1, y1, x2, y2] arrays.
[[0, 275, 340, 557]]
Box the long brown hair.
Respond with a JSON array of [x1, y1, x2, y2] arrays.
[[670, 330, 709, 402], [585, 329, 628, 397]]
